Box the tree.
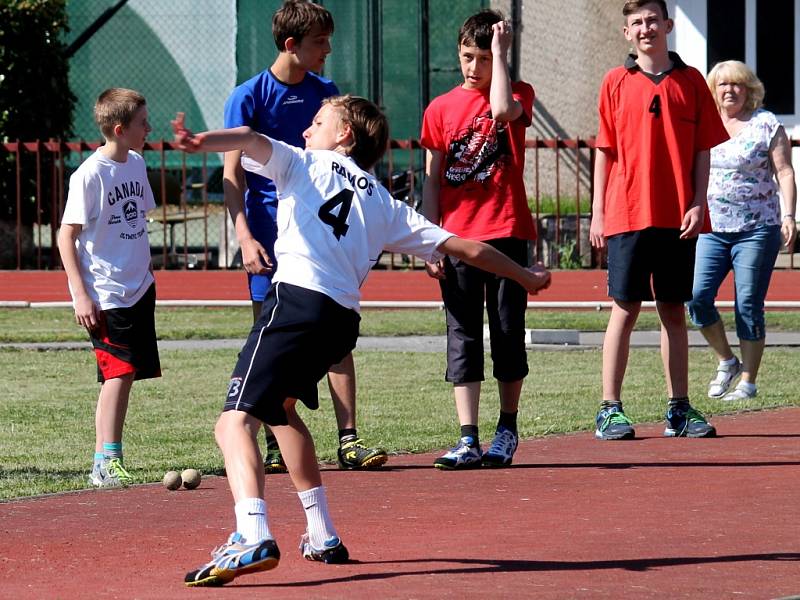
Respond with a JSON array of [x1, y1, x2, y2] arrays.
[[0, 0, 75, 266]]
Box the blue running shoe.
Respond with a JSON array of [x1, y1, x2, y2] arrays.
[[184, 532, 280, 587], [481, 426, 519, 467], [433, 436, 482, 469], [299, 533, 349, 564], [664, 404, 716, 438], [595, 405, 635, 440]]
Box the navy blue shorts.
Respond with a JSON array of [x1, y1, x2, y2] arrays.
[[224, 282, 360, 426], [607, 227, 697, 303], [440, 237, 529, 384], [90, 283, 161, 383]]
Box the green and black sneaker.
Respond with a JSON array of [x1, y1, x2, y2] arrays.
[[337, 438, 388, 470]]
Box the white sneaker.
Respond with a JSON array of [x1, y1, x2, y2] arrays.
[[722, 382, 757, 401], [708, 357, 742, 398]]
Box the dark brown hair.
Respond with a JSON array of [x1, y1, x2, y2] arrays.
[[623, 0, 669, 20], [323, 95, 389, 171], [273, 0, 334, 52], [458, 8, 504, 50], [93, 88, 146, 138]]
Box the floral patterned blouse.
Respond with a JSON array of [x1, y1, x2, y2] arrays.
[[707, 108, 782, 232]]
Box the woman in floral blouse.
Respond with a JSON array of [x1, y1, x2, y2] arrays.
[[688, 60, 797, 401]]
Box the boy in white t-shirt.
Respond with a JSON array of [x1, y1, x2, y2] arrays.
[[57, 88, 161, 488], [172, 95, 551, 587]]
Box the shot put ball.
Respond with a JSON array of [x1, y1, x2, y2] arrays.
[[163, 470, 182, 490], [181, 468, 201, 490]]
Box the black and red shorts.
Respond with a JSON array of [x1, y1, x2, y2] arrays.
[[90, 284, 161, 382]]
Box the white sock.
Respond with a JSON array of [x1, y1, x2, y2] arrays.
[[298, 486, 338, 549], [234, 497, 271, 543], [736, 380, 757, 394], [720, 356, 738, 366]]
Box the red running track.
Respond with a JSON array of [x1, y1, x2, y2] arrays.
[[2, 269, 799, 303], [2, 408, 799, 598]]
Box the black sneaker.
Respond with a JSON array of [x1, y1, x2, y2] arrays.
[[299, 533, 349, 564], [664, 404, 716, 438], [595, 405, 635, 440], [337, 438, 388, 470], [264, 446, 287, 474]]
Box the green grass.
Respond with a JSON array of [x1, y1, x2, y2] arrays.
[[2, 306, 800, 343], [529, 195, 591, 216], [1, 346, 799, 500]]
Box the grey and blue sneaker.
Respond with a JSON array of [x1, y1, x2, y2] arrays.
[[89, 458, 133, 488], [299, 533, 349, 564], [481, 426, 519, 467], [595, 405, 635, 440], [185, 532, 280, 587], [664, 404, 716, 438], [433, 436, 482, 470]]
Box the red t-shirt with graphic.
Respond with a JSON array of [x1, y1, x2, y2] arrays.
[[420, 82, 537, 241], [596, 53, 729, 236]]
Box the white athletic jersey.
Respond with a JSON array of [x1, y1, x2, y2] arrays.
[[62, 150, 156, 309], [242, 139, 453, 312]]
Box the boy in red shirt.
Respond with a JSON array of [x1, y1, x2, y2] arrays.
[[589, 0, 728, 440], [420, 9, 541, 469]]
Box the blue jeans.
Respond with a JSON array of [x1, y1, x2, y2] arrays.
[[687, 226, 782, 341]]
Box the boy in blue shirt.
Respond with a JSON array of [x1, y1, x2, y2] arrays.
[[223, 0, 386, 472]]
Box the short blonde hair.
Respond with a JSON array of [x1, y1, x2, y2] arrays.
[[322, 95, 389, 171], [707, 60, 765, 112], [94, 88, 147, 138]]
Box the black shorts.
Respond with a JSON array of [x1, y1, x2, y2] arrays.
[[607, 227, 697, 303], [90, 283, 161, 382], [224, 282, 360, 426], [440, 237, 529, 384]]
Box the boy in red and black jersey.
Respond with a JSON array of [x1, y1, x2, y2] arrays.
[[589, 0, 728, 440], [420, 9, 539, 469]]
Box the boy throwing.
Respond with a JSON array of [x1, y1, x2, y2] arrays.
[[589, 1, 728, 440], [420, 9, 537, 469], [173, 95, 550, 586], [224, 0, 386, 473], [57, 88, 161, 487]]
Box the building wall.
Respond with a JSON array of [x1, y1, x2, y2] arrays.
[[513, 0, 629, 199]]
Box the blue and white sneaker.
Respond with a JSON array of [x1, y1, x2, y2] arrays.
[[433, 436, 482, 470], [595, 405, 635, 440], [184, 532, 280, 587], [299, 533, 349, 564], [664, 403, 716, 438], [481, 426, 519, 467]]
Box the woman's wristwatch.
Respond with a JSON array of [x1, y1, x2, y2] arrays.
[[783, 214, 796, 221]]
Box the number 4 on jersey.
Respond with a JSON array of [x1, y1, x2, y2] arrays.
[[318, 188, 353, 240], [649, 94, 661, 118]]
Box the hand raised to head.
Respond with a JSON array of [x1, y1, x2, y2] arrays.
[[491, 20, 514, 56]]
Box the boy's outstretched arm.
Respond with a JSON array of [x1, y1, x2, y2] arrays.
[[489, 20, 523, 122], [170, 113, 273, 165], [439, 236, 551, 295]]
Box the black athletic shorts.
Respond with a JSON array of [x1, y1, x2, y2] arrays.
[[440, 237, 529, 384], [224, 282, 360, 426], [607, 227, 697, 303], [90, 283, 161, 382]]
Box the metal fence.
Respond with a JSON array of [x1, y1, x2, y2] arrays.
[[1, 137, 797, 271]]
